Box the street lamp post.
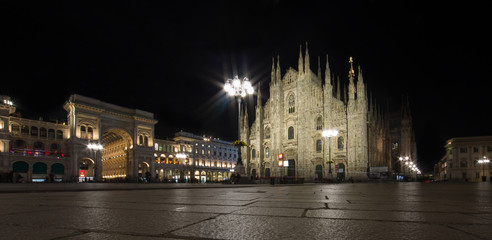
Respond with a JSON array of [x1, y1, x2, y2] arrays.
[[399, 156, 409, 181], [224, 76, 254, 175], [478, 156, 490, 182], [87, 142, 103, 181], [322, 129, 338, 179]]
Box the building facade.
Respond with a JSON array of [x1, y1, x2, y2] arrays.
[[0, 95, 237, 183], [154, 131, 237, 183], [241, 44, 417, 182], [435, 136, 492, 182]]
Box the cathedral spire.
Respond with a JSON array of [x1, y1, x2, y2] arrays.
[[304, 42, 310, 75], [348, 57, 355, 101], [271, 57, 276, 85], [343, 82, 348, 104], [336, 76, 341, 100], [348, 56, 355, 79], [317, 56, 321, 80], [256, 81, 262, 108], [298, 44, 303, 75], [357, 65, 365, 100], [325, 54, 331, 86], [276, 55, 281, 83]]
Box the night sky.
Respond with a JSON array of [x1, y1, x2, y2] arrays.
[[2, 1, 491, 173]]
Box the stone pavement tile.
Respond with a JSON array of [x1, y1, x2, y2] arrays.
[[0, 204, 63, 216], [249, 201, 325, 209], [328, 202, 478, 213], [0, 223, 77, 240], [167, 205, 244, 214], [448, 224, 492, 239], [60, 232, 179, 240], [172, 214, 477, 240], [22, 199, 244, 214], [2, 207, 217, 235], [145, 198, 253, 206], [306, 209, 492, 224], [232, 206, 305, 217]]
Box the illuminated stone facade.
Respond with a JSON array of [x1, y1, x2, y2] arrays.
[[0, 95, 236, 183], [436, 136, 492, 182], [241, 44, 416, 181]]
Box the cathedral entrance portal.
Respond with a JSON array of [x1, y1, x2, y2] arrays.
[[287, 160, 295, 177], [337, 163, 346, 180], [101, 129, 133, 180], [315, 165, 323, 181]]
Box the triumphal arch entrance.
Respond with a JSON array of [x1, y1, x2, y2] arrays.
[[63, 94, 157, 181]]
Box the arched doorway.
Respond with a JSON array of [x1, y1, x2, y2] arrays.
[[138, 162, 150, 181], [315, 165, 323, 181], [79, 158, 94, 182], [173, 169, 181, 183], [12, 161, 29, 183], [51, 163, 65, 182], [101, 129, 133, 180], [157, 168, 164, 182], [200, 171, 206, 183], [251, 169, 257, 178], [32, 162, 48, 182], [287, 160, 296, 177], [184, 170, 191, 183], [337, 163, 346, 180]]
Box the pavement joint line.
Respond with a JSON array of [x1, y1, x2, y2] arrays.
[[165, 214, 225, 237], [301, 209, 309, 217], [446, 225, 489, 240], [44, 204, 248, 215], [49, 230, 87, 240], [303, 216, 492, 226]]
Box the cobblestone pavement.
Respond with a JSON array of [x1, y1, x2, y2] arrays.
[[0, 182, 491, 239]]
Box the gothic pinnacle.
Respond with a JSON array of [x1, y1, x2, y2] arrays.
[[325, 54, 331, 86], [304, 42, 310, 74], [298, 44, 303, 74], [276, 55, 281, 83]]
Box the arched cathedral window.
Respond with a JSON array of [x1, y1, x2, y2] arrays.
[[316, 139, 322, 152], [316, 117, 322, 130], [338, 137, 344, 150], [288, 94, 295, 113], [288, 126, 294, 139]]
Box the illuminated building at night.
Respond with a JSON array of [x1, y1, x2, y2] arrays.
[[435, 136, 492, 182], [241, 44, 417, 181], [0, 95, 236, 183]]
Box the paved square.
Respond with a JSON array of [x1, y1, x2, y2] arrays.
[[0, 183, 490, 239]]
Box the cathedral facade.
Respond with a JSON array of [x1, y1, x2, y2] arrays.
[[241, 44, 416, 182]]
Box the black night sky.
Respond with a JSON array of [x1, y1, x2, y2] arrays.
[[2, 1, 491, 173]]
